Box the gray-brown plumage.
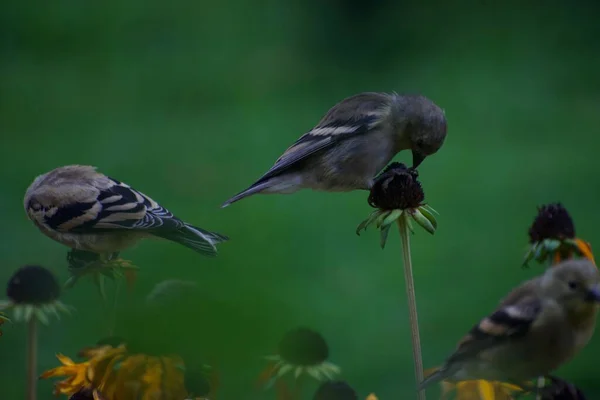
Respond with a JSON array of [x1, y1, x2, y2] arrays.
[[24, 165, 228, 257], [222, 92, 447, 207], [420, 259, 600, 391]]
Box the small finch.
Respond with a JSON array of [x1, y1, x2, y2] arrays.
[[24, 165, 228, 258], [222, 92, 447, 207], [419, 259, 600, 392]]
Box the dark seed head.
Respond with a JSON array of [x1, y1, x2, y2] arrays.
[[313, 381, 358, 400], [7, 265, 60, 304], [528, 203, 575, 243], [545, 376, 586, 399], [278, 327, 329, 366], [368, 162, 424, 210], [68, 388, 95, 400], [184, 363, 212, 397]]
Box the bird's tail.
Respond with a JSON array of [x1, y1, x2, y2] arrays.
[[221, 181, 271, 208], [418, 366, 450, 392], [154, 224, 229, 257]]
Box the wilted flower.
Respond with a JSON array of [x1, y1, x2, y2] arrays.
[[0, 265, 71, 324], [357, 163, 438, 248], [65, 250, 139, 301], [261, 327, 340, 389], [313, 380, 358, 400], [41, 341, 216, 400], [523, 203, 595, 267]]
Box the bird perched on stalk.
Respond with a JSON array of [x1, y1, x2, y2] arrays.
[[222, 92, 447, 207], [24, 165, 228, 259], [419, 259, 600, 393]]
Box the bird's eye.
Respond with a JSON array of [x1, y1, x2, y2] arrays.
[[29, 202, 42, 211], [568, 281, 578, 290]]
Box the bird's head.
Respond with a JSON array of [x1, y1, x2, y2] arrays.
[[541, 259, 600, 312], [405, 96, 447, 169]]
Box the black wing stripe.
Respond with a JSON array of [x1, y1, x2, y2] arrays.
[[44, 201, 97, 230]]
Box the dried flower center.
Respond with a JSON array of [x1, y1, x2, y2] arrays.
[[368, 162, 425, 210], [6, 265, 60, 304], [528, 203, 575, 243], [68, 388, 96, 400], [278, 327, 329, 366], [313, 381, 358, 400]]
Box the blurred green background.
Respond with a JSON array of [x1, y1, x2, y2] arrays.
[[2, 0, 600, 398]]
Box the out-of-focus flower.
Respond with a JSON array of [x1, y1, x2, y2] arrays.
[[357, 163, 438, 248], [541, 376, 587, 399], [260, 327, 340, 390], [68, 387, 107, 400], [313, 380, 358, 400], [65, 250, 139, 301], [0, 265, 71, 324], [41, 341, 217, 400], [424, 367, 523, 400], [523, 203, 595, 267], [365, 395, 378, 400]]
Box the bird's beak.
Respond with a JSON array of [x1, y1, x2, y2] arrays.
[[412, 150, 425, 169], [585, 286, 600, 302]]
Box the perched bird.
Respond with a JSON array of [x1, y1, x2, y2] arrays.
[[24, 165, 228, 258], [222, 92, 447, 207], [419, 259, 600, 392]]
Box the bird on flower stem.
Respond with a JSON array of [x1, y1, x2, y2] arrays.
[[25, 165, 228, 257], [222, 92, 447, 207], [420, 259, 600, 395], [24, 165, 229, 292]]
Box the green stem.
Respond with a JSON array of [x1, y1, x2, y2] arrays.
[[293, 374, 304, 400], [27, 317, 37, 400], [398, 214, 426, 400], [109, 278, 121, 336]]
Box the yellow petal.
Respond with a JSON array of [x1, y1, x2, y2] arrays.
[[366, 394, 379, 400], [476, 380, 496, 400], [56, 353, 75, 366]]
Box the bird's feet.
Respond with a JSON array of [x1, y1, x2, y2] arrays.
[[65, 250, 139, 299]]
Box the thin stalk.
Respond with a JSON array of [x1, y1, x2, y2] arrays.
[[108, 278, 121, 336], [27, 318, 38, 400], [397, 214, 426, 400], [293, 374, 305, 400]]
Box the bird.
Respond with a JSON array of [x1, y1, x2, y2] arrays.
[[221, 92, 447, 207], [24, 165, 228, 259], [419, 259, 600, 392]]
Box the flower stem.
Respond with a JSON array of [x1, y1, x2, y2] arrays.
[[109, 278, 121, 336], [398, 214, 426, 400], [27, 317, 37, 400]]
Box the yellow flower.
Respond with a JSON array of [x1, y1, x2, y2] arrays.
[[440, 380, 523, 400], [422, 367, 523, 400], [41, 343, 213, 400], [39, 353, 91, 395]]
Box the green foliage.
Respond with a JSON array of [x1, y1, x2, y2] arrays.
[[1, 1, 600, 398]]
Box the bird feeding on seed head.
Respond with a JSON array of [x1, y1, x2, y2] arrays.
[[221, 92, 447, 208], [24, 165, 228, 258], [419, 259, 600, 392]]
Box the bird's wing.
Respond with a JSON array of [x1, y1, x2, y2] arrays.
[[254, 94, 392, 183], [447, 294, 543, 365], [47, 177, 184, 233]]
